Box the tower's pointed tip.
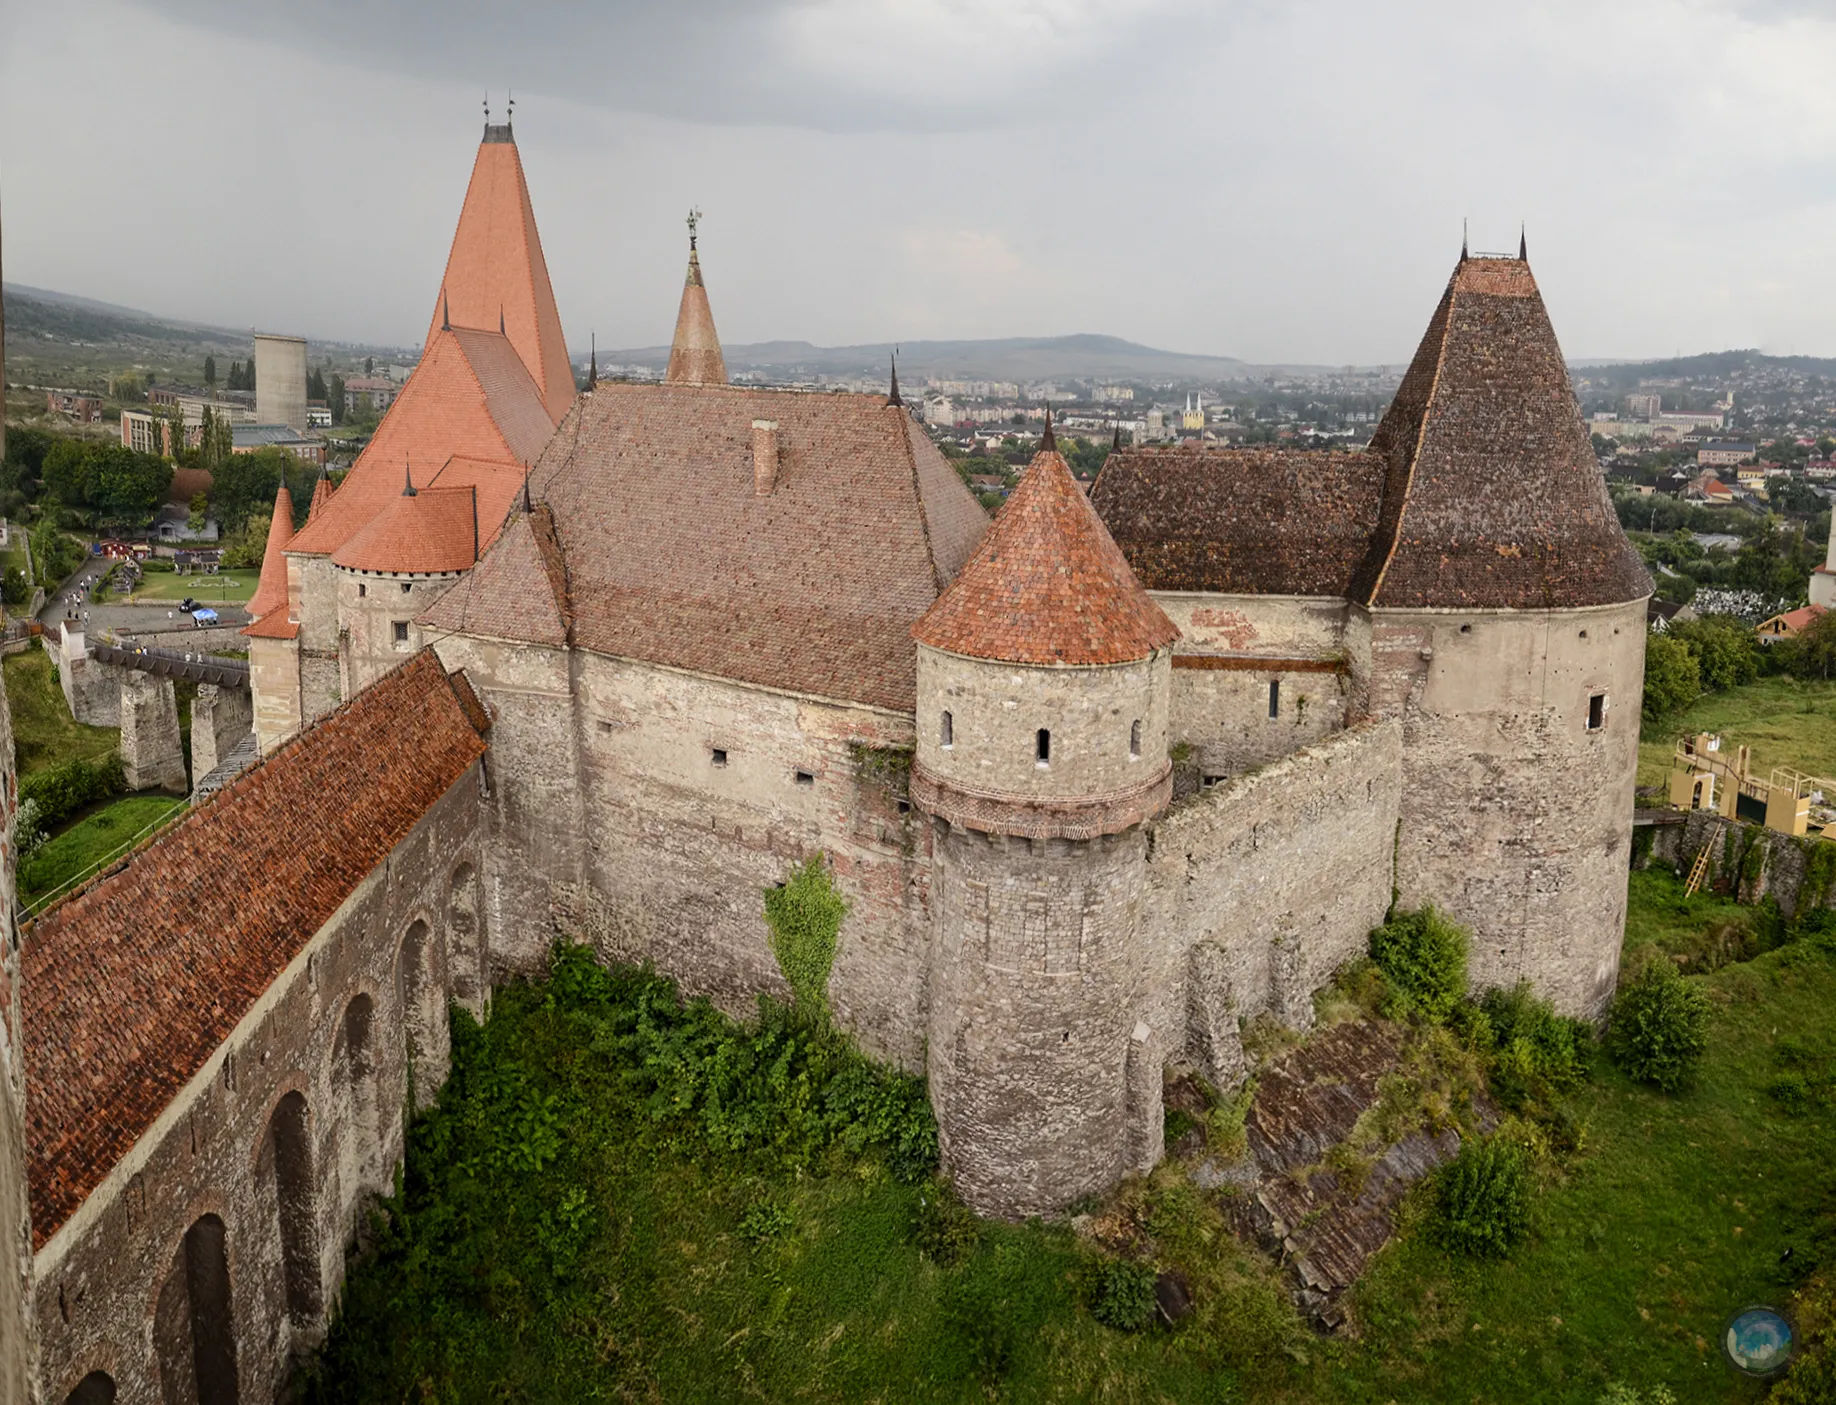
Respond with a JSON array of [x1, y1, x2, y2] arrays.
[[1111, 423, 1122, 453], [523, 466, 533, 514], [1519, 223, 1528, 261], [499, 303, 505, 335], [1461, 218, 1469, 263], [1040, 404, 1056, 453], [441, 292, 450, 332], [587, 331, 598, 389], [403, 457, 417, 497], [888, 349, 902, 407]]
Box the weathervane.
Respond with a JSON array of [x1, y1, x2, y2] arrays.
[[483, 91, 490, 123], [687, 207, 702, 252], [507, 89, 515, 123]]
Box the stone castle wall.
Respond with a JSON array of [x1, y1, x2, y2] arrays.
[[1154, 594, 1353, 779], [1140, 719, 1404, 1087], [1646, 810, 1836, 920], [337, 569, 462, 702], [1364, 599, 1648, 1020], [31, 768, 483, 1405]]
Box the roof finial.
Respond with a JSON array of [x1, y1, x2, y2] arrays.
[[499, 303, 506, 335], [1110, 423, 1121, 453], [888, 349, 902, 407], [506, 89, 514, 126], [687, 206, 701, 253], [442, 292, 450, 331], [403, 456, 417, 497], [1040, 404, 1056, 453], [484, 91, 490, 124], [588, 332, 598, 390], [1519, 223, 1528, 261], [1461, 218, 1469, 262], [522, 466, 533, 514]]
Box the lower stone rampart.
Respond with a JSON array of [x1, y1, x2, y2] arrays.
[[1646, 810, 1836, 919], [1140, 719, 1403, 1088]]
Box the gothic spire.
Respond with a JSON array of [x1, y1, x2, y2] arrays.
[[403, 457, 417, 497], [1040, 404, 1056, 453], [587, 332, 598, 390], [888, 350, 902, 408], [666, 208, 727, 386]]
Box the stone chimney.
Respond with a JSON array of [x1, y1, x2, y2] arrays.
[[752, 420, 780, 496]]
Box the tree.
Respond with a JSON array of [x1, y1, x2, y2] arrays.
[[1668, 615, 1760, 692], [204, 354, 216, 388], [1777, 609, 1836, 682], [198, 405, 234, 473], [1641, 634, 1701, 723], [208, 447, 312, 534], [365, 356, 374, 375], [41, 439, 92, 507], [84, 445, 172, 528], [219, 511, 270, 571], [329, 374, 345, 426], [188, 492, 210, 534], [1608, 958, 1710, 1093]]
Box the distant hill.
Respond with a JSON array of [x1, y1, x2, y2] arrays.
[[597, 333, 1248, 385], [1573, 350, 1836, 383]]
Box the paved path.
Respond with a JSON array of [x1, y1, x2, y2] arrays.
[[38, 567, 249, 638]]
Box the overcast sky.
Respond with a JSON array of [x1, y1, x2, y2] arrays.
[[4, 0, 1836, 364]]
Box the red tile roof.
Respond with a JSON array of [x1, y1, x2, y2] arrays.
[[332, 484, 479, 575], [287, 328, 553, 563], [245, 481, 295, 624], [422, 387, 988, 711], [425, 128, 574, 422], [665, 249, 726, 387], [22, 651, 490, 1248], [1091, 447, 1383, 596], [308, 471, 332, 521], [1352, 256, 1651, 610], [916, 448, 1177, 666]]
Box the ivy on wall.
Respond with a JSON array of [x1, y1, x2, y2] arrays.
[[765, 854, 851, 1020]]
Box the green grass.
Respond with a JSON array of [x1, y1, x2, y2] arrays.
[[124, 568, 258, 604], [20, 793, 186, 908], [3, 646, 118, 777], [310, 886, 1836, 1405], [1639, 676, 1836, 790]]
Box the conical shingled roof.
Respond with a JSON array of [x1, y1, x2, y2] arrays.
[[424, 124, 574, 421], [1351, 255, 1650, 610], [245, 480, 295, 622], [333, 485, 479, 575], [308, 470, 331, 522], [915, 449, 1177, 666], [665, 249, 727, 386]]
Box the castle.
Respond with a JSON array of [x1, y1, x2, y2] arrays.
[[0, 121, 1651, 1401]]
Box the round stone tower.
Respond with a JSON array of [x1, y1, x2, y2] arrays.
[[1350, 245, 1654, 1021], [911, 432, 1179, 1220]]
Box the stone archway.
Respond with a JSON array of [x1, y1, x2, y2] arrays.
[[261, 1091, 321, 1326], [154, 1214, 238, 1404], [395, 920, 446, 1108], [447, 863, 485, 1009], [64, 1371, 116, 1405], [333, 994, 380, 1201]]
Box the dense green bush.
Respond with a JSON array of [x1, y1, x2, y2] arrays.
[[20, 753, 125, 830], [1089, 1258, 1160, 1331], [142, 557, 175, 573], [1433, 1136, 1532, 1258], [764, 854, 850, 1019], [1369, 906, 1469, 1023], [1473, 982, 1593, 1110], [911, 1183, 981, 1266], [1608, 959, 1711, 1094], [1641, 633, 1701, 722]]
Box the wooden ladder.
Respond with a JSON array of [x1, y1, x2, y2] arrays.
[[1684, 844, 1712, 898]]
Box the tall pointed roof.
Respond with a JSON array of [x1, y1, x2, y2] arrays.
[[308, 469, 331, 522], [665, 246, 727, 387], [915, 448, 1176, 666], [1350, 254, 1650, 610], [424, 123, 574, 421], [245, 480, 295, 621]]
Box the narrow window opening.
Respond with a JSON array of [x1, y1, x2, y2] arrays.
[[941, 710, 954, 748], [794, 770, 815, 786], [392, 621, 409, 646], [400, 582, 412, 595], [357, 583, 367, 598], [711, 748, 728, 767], [597, 719, 613, 734], [1268, 680, 1281, 719], [1459, 622, 1471, 634], [1587, 692, 1606, 732], [896, 800, 911, 815], [1129, 719, 1142, 759], [1036, 728, 1051, 766]]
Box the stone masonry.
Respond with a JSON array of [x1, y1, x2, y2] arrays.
[[119, 672, 187, 795], [189, 685, 253, 793]]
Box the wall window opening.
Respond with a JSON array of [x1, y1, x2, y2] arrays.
[[1587, 692, 1606, 732], [400, 582, 412, 595], [711, 748, 728, 767], [357, 583, 367, 598], [1129, 719, 1141, 759], [1036, 728, 1051, 766], [392, 621, 409, 647], [1268, 680, 1281, 719], [941, 710, 954, 748], [794, 770, 814, 786]]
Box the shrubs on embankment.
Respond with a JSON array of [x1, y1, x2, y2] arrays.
[[20, 752, 125, 831]]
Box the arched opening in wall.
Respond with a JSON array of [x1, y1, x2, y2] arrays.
[[447, 863, 484, 1007], [65, 1372, 116, 1405], [264, 1090, 323, 1326], [334, 994, 380, 1197], [940, 711, 953, 748], [395, 919, 446, 1109], [1129, 719, 1141, 759], [1036, 728, 1051, 767], [156, 1215, 238, 1405]]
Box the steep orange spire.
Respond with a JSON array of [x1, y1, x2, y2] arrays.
[[424, 121, 574, 421], [665, 211, 726, 387], [308, 469, 332, 521], [246, 480, 295, 621], [915, 448, 1176, 666]]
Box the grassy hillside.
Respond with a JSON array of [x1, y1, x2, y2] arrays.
[[3, 646, 118, 777], [308, 873, 1836, 1404], [1638, 676, 1836, 791]]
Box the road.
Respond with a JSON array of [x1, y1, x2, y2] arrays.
[[37, 559, 250, 638]]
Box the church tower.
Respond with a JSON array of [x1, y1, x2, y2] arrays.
[[912, 428, 1179, 1220], [1811, 505, 1835, 610]]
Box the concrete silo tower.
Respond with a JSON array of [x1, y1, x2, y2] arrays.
[[911, 425, 1180, 1219]]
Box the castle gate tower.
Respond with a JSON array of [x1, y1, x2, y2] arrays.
[[912, 432, 1179, 1219], [1351, 245, 1653, 1021]]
